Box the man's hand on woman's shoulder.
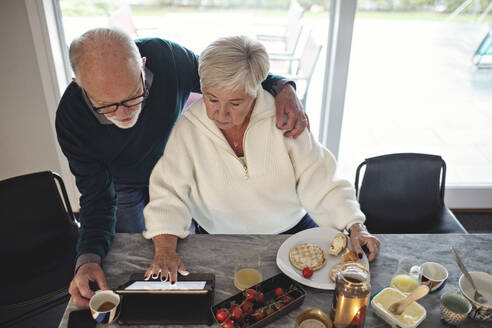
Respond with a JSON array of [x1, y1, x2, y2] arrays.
[[275, 84, 309, 138]]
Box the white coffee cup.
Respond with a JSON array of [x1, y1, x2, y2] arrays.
[[89, 290, 121, 324], [421, 262, 448, 292]]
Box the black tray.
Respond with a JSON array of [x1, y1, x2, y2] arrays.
[[211, 273, 305, 328]]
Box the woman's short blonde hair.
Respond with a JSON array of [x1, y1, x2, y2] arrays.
[[199, 36, 270, 97]]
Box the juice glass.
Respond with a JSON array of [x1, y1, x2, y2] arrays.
[[390, 256, 422, 294], [233, 253, 262, 290]]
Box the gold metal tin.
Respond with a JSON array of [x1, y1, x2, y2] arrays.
[[295, 308, 333, 328]]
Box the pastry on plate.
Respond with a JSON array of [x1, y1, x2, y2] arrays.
[[342, 248, 359, 262], [328, 232, 348, 256], [289, 243, 327, 271]]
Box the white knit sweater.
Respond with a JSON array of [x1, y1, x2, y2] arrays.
[[143, 89, 365, 239]]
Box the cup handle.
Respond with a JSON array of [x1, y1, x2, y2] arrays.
[[409, 265, 422, 280]]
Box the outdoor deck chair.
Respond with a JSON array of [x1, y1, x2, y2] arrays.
[[256, 0, 304, 57], [108, 4, 158, 38], [269, 31, 322, 108], [472, 24, 492, 68], [0, 171, 79, 328], [354, 153, 467, 234]]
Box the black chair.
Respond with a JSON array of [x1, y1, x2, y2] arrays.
[[354, 153, 467, 234], [0, 171, 79, 327]]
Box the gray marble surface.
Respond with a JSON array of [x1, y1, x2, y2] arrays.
[[59, 233, 492, 328]]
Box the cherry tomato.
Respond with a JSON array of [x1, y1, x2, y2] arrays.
[[241, 300, 253, 313], [216, 308, 229, 322], [221, 319, 235, 328], [255, 292, 265, 303], [281, 295, 293, 303], [302, 267, 314, 278], [274, 287, 284, 297], [273, 302, 285, 311], [250, 308, 266, 321], [245, 288, 257, 301], [230, 305, 243, 321]]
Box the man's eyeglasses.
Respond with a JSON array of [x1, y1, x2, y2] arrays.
[[83, 74, 149, 115]]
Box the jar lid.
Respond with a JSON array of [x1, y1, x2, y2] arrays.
[[340, 263, 370, 284]]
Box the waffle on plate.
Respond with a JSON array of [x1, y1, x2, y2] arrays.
[[289, 243, 327, 271]]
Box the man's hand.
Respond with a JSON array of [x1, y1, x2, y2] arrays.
[[274, 84, 309, 137], [69, 262, 108, 307], [349, 228, 381, 262], [144, 234, 189, 284]]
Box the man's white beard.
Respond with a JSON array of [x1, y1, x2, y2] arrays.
[[106, 108, 142, 129]]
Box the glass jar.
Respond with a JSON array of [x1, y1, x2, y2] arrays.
[[331, 263, 371, 328]]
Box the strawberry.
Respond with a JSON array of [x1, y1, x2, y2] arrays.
[[230, 305, 243, 321], [274, 287, 284, 297], [215, 308, 229, 322], [302, 267, 314, 278], [221, 319, 235, 328]]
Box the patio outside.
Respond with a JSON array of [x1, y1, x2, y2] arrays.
[[60, 1, 492, 186]]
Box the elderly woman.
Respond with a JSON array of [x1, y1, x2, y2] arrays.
[[143, 36, 380, 282]]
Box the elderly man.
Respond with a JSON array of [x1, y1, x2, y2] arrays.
[[55, 27, 308, 307]]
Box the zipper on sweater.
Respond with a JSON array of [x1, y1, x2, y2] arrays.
[[240, 123, 252, 179]]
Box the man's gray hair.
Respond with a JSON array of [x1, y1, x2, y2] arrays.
[[69, 27, 141, 82], [199, 36, 270, 97]]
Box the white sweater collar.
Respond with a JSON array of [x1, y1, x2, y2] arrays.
[[183, 88, 275, 152]]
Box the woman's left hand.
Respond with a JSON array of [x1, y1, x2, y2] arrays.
[[349, 227, 381, 262], [274, 84, 309, 137]]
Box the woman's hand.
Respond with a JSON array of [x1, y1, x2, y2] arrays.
[[349, 226, 381, 262], [144, 234, 189, 284]]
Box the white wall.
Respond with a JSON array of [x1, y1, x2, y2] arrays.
[[0, 0, 79, 209], [0, 0, 61, 178]]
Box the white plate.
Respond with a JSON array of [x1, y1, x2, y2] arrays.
[[276, 226, 369, 290]]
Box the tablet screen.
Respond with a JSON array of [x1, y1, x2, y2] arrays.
[[124, 281, 207, 290]]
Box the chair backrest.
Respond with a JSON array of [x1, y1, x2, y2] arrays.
[[296, 32, 322, 107], [108, 5, 138, 37], [285, 0, 304, 54], [354, 153, 446, 233], [0, 171, 79, 304]]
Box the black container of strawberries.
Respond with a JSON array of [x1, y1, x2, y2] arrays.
[[211, 273, 306, 328]]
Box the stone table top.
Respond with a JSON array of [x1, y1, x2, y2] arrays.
[[59, 233, 492, 327]]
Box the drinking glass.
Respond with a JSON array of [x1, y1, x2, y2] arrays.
[[390, 256, 422, 294], [233, 253, 262, 290]]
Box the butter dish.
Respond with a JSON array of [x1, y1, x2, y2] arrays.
[[371, 287, 426, 328]]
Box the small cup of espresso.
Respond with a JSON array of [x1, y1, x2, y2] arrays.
[[89, 290, 121, 324]]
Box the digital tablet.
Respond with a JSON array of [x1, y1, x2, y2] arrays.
[[115, 272, 215, 325], [116, 272, 214, 294]]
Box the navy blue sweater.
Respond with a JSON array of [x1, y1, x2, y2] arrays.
[[56, 38, 286, 259]]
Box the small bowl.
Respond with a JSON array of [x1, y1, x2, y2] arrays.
[[440, 293, 472, 326], [295, 308, 333, 328], [458, 271, 492, 321], [421, 262, 448, 293]]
